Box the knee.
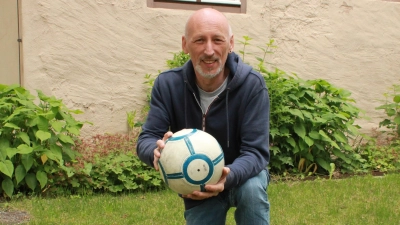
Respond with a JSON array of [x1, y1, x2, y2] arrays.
[[235, 170, 269, 204]]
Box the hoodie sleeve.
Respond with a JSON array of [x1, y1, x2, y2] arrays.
[[225, 86, 270, 190], [136, 76, 170, 167]]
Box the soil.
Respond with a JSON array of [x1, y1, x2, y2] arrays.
[[0, 209, 30, 225]]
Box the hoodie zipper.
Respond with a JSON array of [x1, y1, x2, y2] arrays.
[[192, 92, 219, 131]]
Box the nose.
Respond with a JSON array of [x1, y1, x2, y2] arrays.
[[204, 41, 214, 56]]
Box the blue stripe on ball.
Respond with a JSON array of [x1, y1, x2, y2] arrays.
[[166, 172, 184, 179], [166, 129, 197, 143], [213, 153, 224, 165], [184, 136, 196, 155], [158, 161, 169, 185]]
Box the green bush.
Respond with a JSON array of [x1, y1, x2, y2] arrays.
[[262, 69, 361, 174], [375, 84, 400, 136], [343, 84, 400, 173], [89, 152, 163, 193], [0, 84, 86, 197], [67, 133, 164, 194]]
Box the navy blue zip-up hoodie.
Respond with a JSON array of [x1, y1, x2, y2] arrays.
[[137, 52, 270, 209]]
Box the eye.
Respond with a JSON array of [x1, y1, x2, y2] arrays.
[[194, 38, 204, 43], [214, 38, 225, 44]]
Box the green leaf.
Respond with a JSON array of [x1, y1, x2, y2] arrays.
[[16, 144, 33, 154], [393, 95, 400, 103], [394, 115, 400, 125], [334, 113, 348, 120], [304, 136, 314, 147], [36, 171, 48, 189], [36, 130, 51, 142], [49, 144, 63, 161], [319, 130, 332, 142], [308, 131, 320, 140], [305, 152, 314, 161], [0, 160, 14, 178], [15, 165, 26, 184], [22, 154, 34, 172], [51, 120, 64, 132], [330, 141, 341, 150], [16, 132, 30, 145], [294, 122, 306, 139], [333, 131, 347, 143], [289, 109, 304, 120], [2, 177, 14, 197], [287, 137, 296, 148], [387, 108, 396, 117], [83, 163, 92, 176], [315, 157, 330, 172], [66, 126, 80, 136], [58, 134, 75, 145], [4, 123, 20, 129], [6, 147, 17, 159], [332, 149, 351, 164], [37, 115, 49, 131], [0, 138, 8, 160], [25, 173, 37, 191]]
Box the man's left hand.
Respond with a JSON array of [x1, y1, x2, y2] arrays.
[[182, 167, 230, 200]]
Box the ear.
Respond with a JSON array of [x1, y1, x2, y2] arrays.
[[229, 35, 234, 52], [182, 35, 188, 54]]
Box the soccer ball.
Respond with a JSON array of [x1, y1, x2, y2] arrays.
[[158, 129, 225, 195]]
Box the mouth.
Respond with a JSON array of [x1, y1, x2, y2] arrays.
[[202, 59, 218, 68]]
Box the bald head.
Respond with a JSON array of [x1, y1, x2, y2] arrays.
[[184, 8, 232, 39], [181, 8, 234, 84]]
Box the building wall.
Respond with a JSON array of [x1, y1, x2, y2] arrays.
[[20, 0, 400, 136], [0, 0, 20, 85]]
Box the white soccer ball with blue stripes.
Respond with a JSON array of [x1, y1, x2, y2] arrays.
[[158, 128, 225, 195]]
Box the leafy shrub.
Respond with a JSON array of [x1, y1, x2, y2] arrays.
[[375, 84, 400, 136], [346, 129, 400, 173], [89, 152, 163, 193], [0, 84, 86, 197], [342, 84, 400, 173], [61, 133, 165, 194], [262, 69, 361, 174], [166, 52, 190, 69]]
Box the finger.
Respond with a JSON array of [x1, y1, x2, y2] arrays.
[[153, 157, 159, 170], [156, 139, 165, 149], [183, 191, 216, 200], [153, 147, 161, 170], [154, 146, 161, 157], [163, 131, 173, 141], [220, 167, 230, 181]]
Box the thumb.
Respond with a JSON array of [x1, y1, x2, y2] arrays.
[[220, 167, 230, 181]]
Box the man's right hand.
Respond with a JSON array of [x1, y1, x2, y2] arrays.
[[153, 131, 173, 170]]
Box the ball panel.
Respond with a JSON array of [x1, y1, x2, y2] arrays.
[[182, 154, 213, 185]]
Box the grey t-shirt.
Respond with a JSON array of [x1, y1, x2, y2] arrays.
[[197, 77, 228, 114]]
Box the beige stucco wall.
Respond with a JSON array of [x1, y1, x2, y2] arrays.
[[20, 0, 400, 136]]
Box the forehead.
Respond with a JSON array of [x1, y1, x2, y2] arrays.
[[186, 16, 229, 38]]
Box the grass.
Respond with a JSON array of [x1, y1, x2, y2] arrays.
[[3, 174, 400, 225]]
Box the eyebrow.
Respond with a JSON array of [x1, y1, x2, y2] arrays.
[[192, 34, 227, 40]]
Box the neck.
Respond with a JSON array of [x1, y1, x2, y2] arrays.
[[196, 68, 229, 92]]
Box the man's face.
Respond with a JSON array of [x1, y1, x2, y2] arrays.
[[182, 18, 233, 79]]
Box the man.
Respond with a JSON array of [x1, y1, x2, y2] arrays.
[[137, 8, 270, 225]]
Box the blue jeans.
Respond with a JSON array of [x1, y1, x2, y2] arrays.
[[184, 169, 270, 225]]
